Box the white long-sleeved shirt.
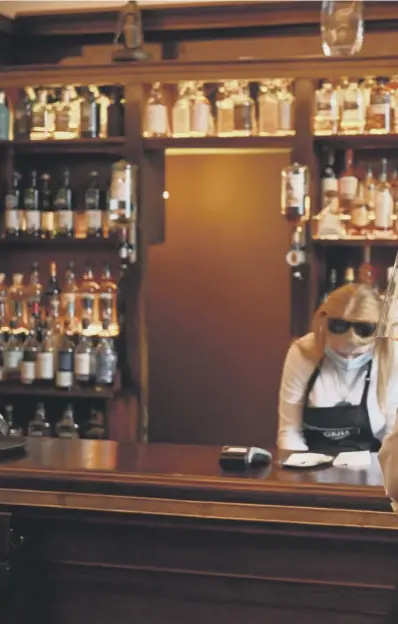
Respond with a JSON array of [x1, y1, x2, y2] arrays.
[[278, 333, 398, 451]]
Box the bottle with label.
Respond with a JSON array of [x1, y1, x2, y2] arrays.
[[98, 262, 118, 332], [281, 162, 309, 224], [21, 316, 39, 385], [314, 80, 338, 135], [191, 81, 211, 137], [43, 262, 62, 321], [0, 274, 8, 329], [362, 165, 376, 221], [9, 274, 27, 329], [343, 266, 356, 284], [54, 87, 78, 140], [350, 191, 370, 236], [277, 78, 294, 136], [4, 171, 22, 237], [172, 82, 192, 138], [80, 87, 100, 139], [232, 80, 255, 137], [95, 318, 117, 386], [339, 149, 358, 211], [39, 173, 54, 239], [56, 321, 74, 389], [37, 322, 55, 385], [55, 168, 74, 237], [55, 404, 79, 439], [258, 80, 279, 135], [5, 405, 22, 437], [375, 158, 393, 233], [358, 246, 377, 288], [367, 77, 391, 134], [108, 160, 137, 233], [84, 170, 103, 238], [0, 90, 9, 140], [144, 82, 169, 138], [13, 89, 32, 140], [25, 262, 43, 321], [30, 88, 53, 140], [4, 319, 22, 381], [340, 78, 364, 134], [118, 227, 130, 271], [128, 221, 137, 264], [27, 402, 51, 437], [322, 268, 338, 302], [61, 262, 79, 334], [216, 82, 234, 137], [74, 318, 94, 386], [82, 409, 106, 439], [23, 170, 40, 237], [320, 150, 338, 211], [107, 88, 124, 137], [79, 263, 99, 327], [89, 85, 109, 138]]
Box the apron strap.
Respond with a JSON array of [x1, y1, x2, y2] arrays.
[[360, 359, 373, 407], [303, 362, 322, 408]]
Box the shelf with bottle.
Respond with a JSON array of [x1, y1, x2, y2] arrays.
[[313, 134, 398, 151], [143, 79, 296, 141], [12, 138, 126, 155]]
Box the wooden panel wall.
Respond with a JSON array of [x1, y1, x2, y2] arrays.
[[148, 149, 291, 447]]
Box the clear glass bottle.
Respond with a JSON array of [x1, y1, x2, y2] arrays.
[[107, 88, 125, 137], [144, 82, 169, 138], [340, 78, 364, 134], [36, 322, 55, 385], [0, 274, 8, 329], [321, 0, 364, 57], [79, 262, 100, 327], [24, 170, 40, 237], [9, 273, 27, 329], [39, 173, 54, 239], [84, 170, 103, 238], [281, 162, 309, 224], [314, 79, 338, 135], [108, 160, 137, 233], [172, 82, 191, 138], [4, 319, 22, 381], [42, 262, 61, 322], [258, 80, 279, 136], [362, 165, 376, 223], [89, 85, 109, 138], [25, 262, 43, 320], [95, 318, 117, 386], [30, 88, 52, 140], [98, 262, 118, 332], [191, 82, 211, 137], [277, 79, 295, 136], [232, 80, 255, 137], [4, 171, 22, 237], [61, 262, 79, 334], [358, 246, 377, 287], [80, 87, 100, 139], [21, 316, 39, 385], [56, 320, 74, 389], [13, 89, 32, 140], [375, 158, 393, 233], [54, 87, 78, 140], [367, 77, 391, 134], [320, 149, 339, 212], [27, 402, 51, 437], [74, 318, 94, 386], [5, 404, 22, 437], [55, 404, 80, 439], [216, 82, 234, 137], [82, 409, 106, 439], [55, 168, 74, 237], [0, 90, 9, 140], [339, 149, 358, 211], [350, 191, 370, 236]]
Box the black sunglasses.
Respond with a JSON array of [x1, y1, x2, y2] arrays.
[[327, 318, 377, 338]]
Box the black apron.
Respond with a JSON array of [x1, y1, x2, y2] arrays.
[[302, 359, 381, 453]]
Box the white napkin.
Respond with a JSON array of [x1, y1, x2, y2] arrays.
[[333, 451, 371, 468], [283, 452, 334, 468]]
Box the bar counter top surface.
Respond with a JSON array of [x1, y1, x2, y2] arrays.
[[0, 439, 395, 530]]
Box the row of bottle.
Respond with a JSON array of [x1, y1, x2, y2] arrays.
[[318, 152, 398, 238], [5, 86, 124, 142], [314, 76, 398, 136], [1, 315, 117, 388], [3, 403, 106, 439], [144, 80, 295, 139], [3, 161, 137, 239], [0, 261, 120, 337], [322, 260, 392, 302]]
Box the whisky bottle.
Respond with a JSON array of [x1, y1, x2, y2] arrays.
[[39, 173, 54, 239], [0, 274, 8, 329], [107, 88, 124, 137], [0, 90, 9, 140], [5, 405, 22, 437], [54, 87, 78, 140], [79, 263, 99, 327], [61, 262, 79, 334], [36, 322, 55, 385], [216, 83, 234, 137], [362, 165, 376, 219], [55, 404, 79, 439], [82, 409, 106, 439], [95, 318, 117, 386], [55, 168, 74, 237], [144, 82, 168, 137], [340, 78, 364, 135], [30, 88, 52, 140], [320, 150, 338, 211], [375, 158, 393, 233], [367, 77, 391, 134], [128, 222, 137, 264], [56, 321, 74, 389], [258, 80, 279, 135], [43, 262, 61, 321], [14, 89, 32, 140], [89, 85, 109, 138], [277, 79, 294, 136], [99, 262, 118, 331], [9, 274, 27, 329], [25, 262, 43, 320], [4, 319, 22, 381], [343, 266, 356, 284], [322, 268, 338, 302], [24, 170, 40, 237], [232, 80, 254, 137], [350, 192, 370, 235], [74, 318, 94, 386], [21, 316, 39, 385], [359, 246, 377, 288], [27, 403, 51, 437], [191, 82, 211, 137], [108, 160, 137, 233], [172, 82, 191, 138], [4, 172, 22, 237], [339, 150, 358, 211], [314, 79, 338, 135], [281, 162, 309, 224], [84, 170, 103, 237], [80, 87, 100, 139]]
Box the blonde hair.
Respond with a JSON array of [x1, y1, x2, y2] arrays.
[[297, 283, 393, 410]]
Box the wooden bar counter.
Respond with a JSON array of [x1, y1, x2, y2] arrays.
[[0, 439, 397, 623]]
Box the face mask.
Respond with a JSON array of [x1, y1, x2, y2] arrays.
[[324, 345, 372, 372]]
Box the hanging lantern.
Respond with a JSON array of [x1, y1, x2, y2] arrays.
[[321, 1, 364, 57]]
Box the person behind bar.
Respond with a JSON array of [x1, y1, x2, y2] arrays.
[[277, 283, 398, 453]]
